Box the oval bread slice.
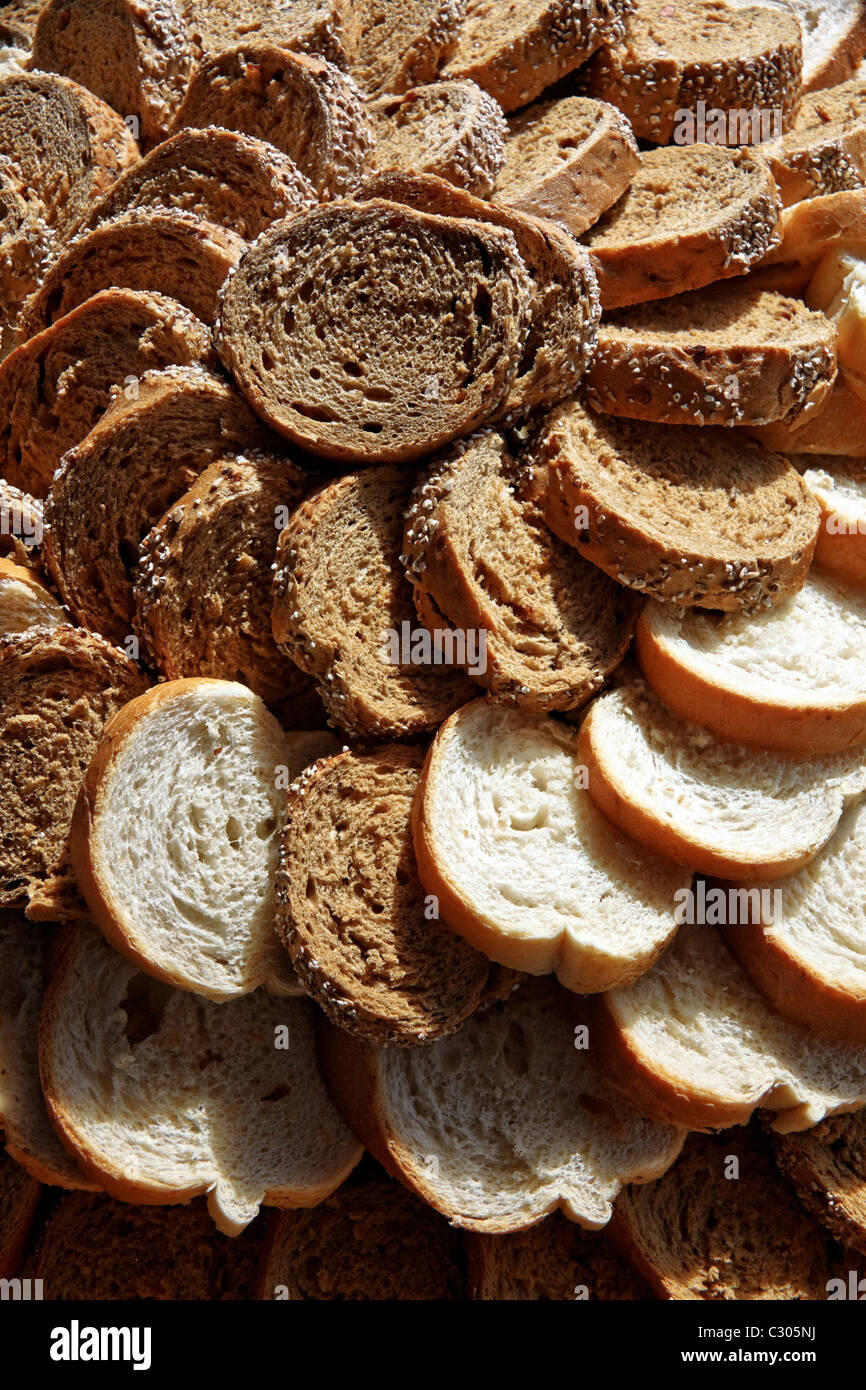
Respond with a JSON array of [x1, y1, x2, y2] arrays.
[[350, 0, 465, 97], [369, 80, 507, 199], [799, 454, 866, 585]]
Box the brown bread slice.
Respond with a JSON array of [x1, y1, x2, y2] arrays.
[[272, 465, 475, 737], [402, 431, 640, 712], [774, 1112, 866, 1256], [0, 626, 147, 919], [795, 75, 866, 129], [169, 43, 374, 199], [0, 481, 43, 567], [584, 0, 802, 143], [467, 1213, 653, 1300], [584, 282, 837, 427], [0, 288, 215, 498], [0, 558, 67, 634], [181, 0, 358, 70], [350, 0, 465, 96], [766, 117, 866, 206], [538, 399, 820, 611], [276, 745, 490, 1044], [495, 95, 641, 240], [0, 1, 44, 47], [751, 374, 866, 453], [218, 199, 532, 463], [0, 1148, 40, 1280], [443, 0, 633, 113], [134, 451, 324, 728], [18, 211, 244, 340], [0, 171, 55, 360], [369, 80, 507, 198], [583, 144, 782, 309]]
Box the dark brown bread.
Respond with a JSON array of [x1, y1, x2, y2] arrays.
[[468, 1213, 653, 1300], [0, 170, 55, 361], [0, 1, 44, 47], [351, 0, 465, 96], [0, 480, 43, 567], [774, 1112, 866, 1257], [0, 1148, 40, 1280], [369, 80, 507, 199], [181, 0, 359, 70]]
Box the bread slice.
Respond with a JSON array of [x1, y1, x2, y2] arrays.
[[773, 1110, 866, 1256], [584, 0, 802, 144], [276, 744, 490, 1045], [579, 669, 866, 881], [766, 117, 866, 207], [369, 80, 507, 198], [538, 399, 820, 611], [413, 699, 690, 992], [0, 626, 147, 920], [169, 43, 374, 199], [0, 1147, 40, 1279], [636, 570, 866, 755], [582, 144, 782, 309], [495, 95, 641, 240], [0, 1, 44, 46], [0, 171, 55, 358], [43, 365, 276, 647], [467, 1213, 652, 1300], [763, 188, 866, 265], [586, 920, 866, 1132], [730, 0, 866, 91], [40, 923, 362, 1234], [443, 0, 633, 113], [584, 282, 837, 428], [0, 288, 215, 498], [795, 75, 866, 129], [350, 0, 464, 96], [402, 431, 640, 711], [272, 465, 475, 737], [218, 200, 532, 463], [0, 558, 67, 634], [799, 454, 866, 585], [320, 975, 685, 1233], [807, 247, 866, 401], [181, 0, 358, 70], [751, 374, 866, 454], [0, 479, 42, 567]]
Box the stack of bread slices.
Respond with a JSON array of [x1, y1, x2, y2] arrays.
[[2, 0, 866, 1302]]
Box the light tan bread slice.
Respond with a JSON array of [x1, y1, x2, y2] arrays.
[[350, 0, 465, 96], [412, 700, 690, 992], [773, 1110, 866, 1256], [763, 188, 866, 265], [369, 80, 507, 198], [0, 480, 42, 566], [0, 1148, 40, 1279], [751, 373, 866, 453], [217, 200, 532, 463], [579, 669, 866, 880], [0, 558, 67, 634], [495, 95, 640, 240], [40, 923, 362, 1234], [467, 1213, 652, 1299], [636, 570, 866, 754], [538, 399, 820, 611], [806, 247, 866, 401], [272, 466, 475, 738], [766, 117, 866, 206], [731, 0, 866, 91], [320, 975, 685, 1233], [796, 75, 866, 128], [402, 431, 640, 712], [584, 0, 802, 144], [584, 282, 837, 427], [799, 454, 866, 584], [181, 0, 359, 70]]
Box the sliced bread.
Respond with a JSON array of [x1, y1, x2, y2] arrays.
[[763, 188, 866, 265], [369, 80, 507, 198], [467, 1213, 652, 1300], [773, 1110, 866, 1256], [0, 480, 42, 566], [751, 373, 866, 453], [731, 0, 866, 92], [181, 0, 359, 70], [0, 558, 67, 634], [350, 0, 465, 96], [799, 454, 866, 585], [0, 1148, 40, 1279], [766, 116, 866, 206], [795, 75, 866, 128], [807, 246, 866, 401]]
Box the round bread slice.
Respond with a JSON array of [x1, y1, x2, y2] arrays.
[[582, 144, 782, 309], [40, 923, 362, 1234], [636, 570, 866, 755], [369, 80, 507, 199], [766, 115, 866, 207], [0, 557, 67, 634], [218, 199, 531, 464], [0, 625, 147, 920], [773, 1111, 866, 1258], [0, 288, 215, 497], [750, 374, 866, 455], [350, 0, 463, 96], [799, 454, 866, 585], [402, 431, 640, 712], [272, 465, 475, 738], [168, 43, 374, 199], [412, 699, 690, 993], [538, 399, 820, 612], [0, 1148, 40, 1280], [467, 1213, 652, 1300], [276, 744, 490, 1044], [763, 188, 866, 267], [583, 283, 837, 428], [0, 480, 43, 566], [182, 0, 358, 70]]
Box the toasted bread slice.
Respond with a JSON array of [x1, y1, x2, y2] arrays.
[[773, 1111, 866, 1256], [763, 188, 866, 265], [751, 373, 866, 453], [733, 0, 866, 91], [467, 1213, 652, 1300], [0, 1148, 40, 1279], [0, 480, 42, 566], [182, 0, 358, 69], [538, 399, 820, 611], [636, 569, 866, 754], [0, 558, 66, 634], [800, 454, 866, 584], [369, 80, 507, 198], [350, 0, 464, 96], [766, 117, 866, 206]]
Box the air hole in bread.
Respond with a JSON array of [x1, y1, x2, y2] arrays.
[[363, 422, 384, 434], [344, 362, 363, 378], [292, 403, 339, 423], [225, 816, 242, 848], [261, 1085, 290, 1102], [261, 350, 275, 372], [120, 973, 171, 1047], [255, 817, 276, 841]]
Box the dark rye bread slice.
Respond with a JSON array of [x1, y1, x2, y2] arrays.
[[583, 0, 802, 144], [77, 127, 316, 241], [537, 400, 821, 611], [181, 0, 359, 70], [582, 144, 782, 309], [495, 95, 641, 240], [369, 80, 507, 199], [350, 0, 465, 96], [583, 283, 838, 428], [765, 117, 866, 206], [773, 1111, 866, 1257], [276, 745, 490, 1044], [30, 0, 194, 146], [0, 288, 215, 498], [0, 481, 43, 567], [0, 626, 147, 919], [0, 1148, 40, 1280], [357, 171, 600, 422], [44, 366, 278, 646], [444, 0, 633, 113], [134, 452, 324, 728], [18, 211, 244, 340], [467, 1213, 653, 1300], [402, 431, 640, 712], [168, 43, 374, 199], [219, 199, 531, 463], [272, 466, 475, 737]]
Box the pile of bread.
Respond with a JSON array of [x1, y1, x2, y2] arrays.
[[2, 0, 866, 1302]]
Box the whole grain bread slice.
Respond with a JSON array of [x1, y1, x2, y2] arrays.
[[369, 80, 507, 198], [751, 373, 866, 453], [467, 1213, 652, 1300], [766, 116, 866, 206], [181, 0, 358, 70], [773, 1111, 866, 1256], [350, 0, 464, 96], [0, 1148, 40, 1279], [799, 454, 866, 585], [0, 558, 67, 634], [732, 0, 866, 92], [795, 75, 866, 128]]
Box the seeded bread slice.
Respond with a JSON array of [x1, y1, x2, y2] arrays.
[[0, 171, 56, 358], [766, 117, 866, 206], [467, 1213, 652, 1300], [751, 374, 866, 453], [732, 0, 866, 92], [351, 0, 464, 96], [369, 80, 507, 198], [799, 454, 866, 585], [583, 144, 782, 309], [538, 399, 820, 611], [773, 1111, 866, 1256], [0, 1148, 40, 1279], [0, 558, 67, 634], [495, 95, 641, 240], [795, 75, 866, 129], [272, 465, 475, 738], [181, 0, 358, 70], [0, 480, 42, 566], [218, 200, 532, 463]]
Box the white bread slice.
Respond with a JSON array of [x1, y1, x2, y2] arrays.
[[586, 920, 866, 1132], [636, 570, 866, 755], [799, 454, 866, 585], [412, 700, 690, 993], [579, 670, 866, 881], [320, 975, 685, 1233], [70, 679, 299, 1002], [0, 557, 66, 633], [40, 924, 362, 1234], [763, 188, 866, 266], [807, 248, 866, 400], [730, 0, 866, 91]]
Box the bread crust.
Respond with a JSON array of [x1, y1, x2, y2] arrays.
[[369, 80, 507, 199], [764, 188, 866, 265], [773, 1113, 866, 1257], [750, 374, 866, 454]]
